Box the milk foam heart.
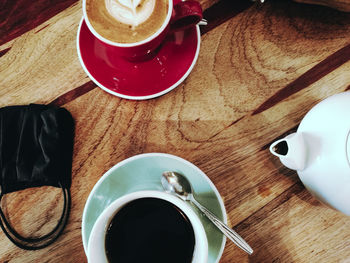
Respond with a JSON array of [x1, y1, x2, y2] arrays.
[[105, 0, 156, 27], [85, 0, 168, 44]]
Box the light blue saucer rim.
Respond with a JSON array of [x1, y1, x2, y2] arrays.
[[81, 152, 227, 262]]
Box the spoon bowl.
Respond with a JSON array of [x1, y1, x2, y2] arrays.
[[161, 171, 192, 200]]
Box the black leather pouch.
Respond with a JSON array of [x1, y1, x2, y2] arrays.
[[0, 104, 74, 250]]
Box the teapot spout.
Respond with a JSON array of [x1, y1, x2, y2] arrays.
[[270, 132, 307, 171]]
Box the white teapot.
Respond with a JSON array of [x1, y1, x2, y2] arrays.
[[270, 91, 350, 216]]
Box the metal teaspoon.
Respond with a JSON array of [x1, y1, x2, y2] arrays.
[[161, 171, 253, 255]]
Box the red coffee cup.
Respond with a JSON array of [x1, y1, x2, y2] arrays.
[[82, 0, 203, 61]]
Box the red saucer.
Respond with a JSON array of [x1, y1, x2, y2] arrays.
[[77, 19, 200, 100]]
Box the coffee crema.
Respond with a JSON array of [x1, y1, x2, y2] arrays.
[[86, 0, 169, 44], [105, 197, 195, 263]]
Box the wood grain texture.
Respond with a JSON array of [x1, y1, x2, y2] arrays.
[[0, 3, 89, 107], [0, 47, 11, 58], [201, 0, 254, 35], [0, 0, 78, 46], [253, 43, 350, 115], [221, 183, 350, 262], [294, 0, 350, 11], [0, 0, 350, 262]]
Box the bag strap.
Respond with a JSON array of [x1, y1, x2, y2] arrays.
[[0, 182, 71, 250]]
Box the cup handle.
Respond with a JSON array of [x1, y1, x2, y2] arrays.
[[170, 0, 203, 31]]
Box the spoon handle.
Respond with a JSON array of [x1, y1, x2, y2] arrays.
[[190, 196, 253, 255]]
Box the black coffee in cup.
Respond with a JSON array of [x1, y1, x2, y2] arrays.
[[105, 197, 195, 263]]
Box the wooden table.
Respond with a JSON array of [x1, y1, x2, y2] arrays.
[[1, 0, 350, 262]]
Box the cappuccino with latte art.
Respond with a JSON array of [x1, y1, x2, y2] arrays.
[[86, 0, 169, 44]]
